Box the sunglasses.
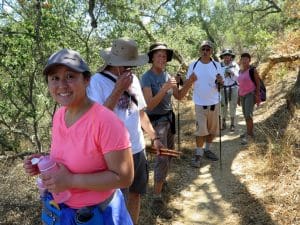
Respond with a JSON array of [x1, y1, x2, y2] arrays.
[[201, 48, 211, 52]]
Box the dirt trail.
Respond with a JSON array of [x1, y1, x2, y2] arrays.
[[0, 105, 276, 225], [141, 102, 277, 225], [0, 99, 290, 225]]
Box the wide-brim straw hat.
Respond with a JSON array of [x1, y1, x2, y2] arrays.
[[147, 42, 173, 63], [100, 38, 148, 69], [220, 49, 235, 59]]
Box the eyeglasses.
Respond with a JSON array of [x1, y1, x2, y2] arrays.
[[201, 48, 211, 52]]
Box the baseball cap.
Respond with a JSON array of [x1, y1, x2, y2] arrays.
[[200, 40, 213, 49], [43, 49, 90, 75]]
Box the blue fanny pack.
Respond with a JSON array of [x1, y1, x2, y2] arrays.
[[41, 192, 104, 225], [41, 189, 133, 225]]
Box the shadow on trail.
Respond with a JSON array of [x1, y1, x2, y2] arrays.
[[210, 83, 298, 225], [150, 100, 284, 224], [209, 137, 277, 225]]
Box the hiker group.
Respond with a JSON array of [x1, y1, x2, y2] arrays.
[[23, 38, 264, 225]]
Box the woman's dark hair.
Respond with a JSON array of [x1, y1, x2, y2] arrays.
[[82, 71, 91, 79], [240, 52, 251, 59]]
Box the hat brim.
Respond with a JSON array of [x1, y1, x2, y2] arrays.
[[147, 48, 173, 63], [200, 44, 213, 49], [100, 49, 148, 67], [43, 62, 86, 75], [220, 53, 235, 59]]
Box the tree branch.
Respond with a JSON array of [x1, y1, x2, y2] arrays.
[[88, 0, 97, 28], [260, 52, 300, 79], [0, 30, 34, 38], [237, 0, 281, 18], [135, 16, 186, 67], [266, 0, 282, 12], [154, 0, 171, 15]]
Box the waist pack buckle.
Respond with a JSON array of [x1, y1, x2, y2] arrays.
[[203, 105, 215, 111]]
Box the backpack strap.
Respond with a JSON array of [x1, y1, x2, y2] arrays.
[[100, 71, 117, 83], [212, 60, 217, 70], [192, 59, 199, 70], [249, 66, 257, 86], [193, 58, 217, 70], [100, 72, 138, 106], [248, 67, 267, 101]]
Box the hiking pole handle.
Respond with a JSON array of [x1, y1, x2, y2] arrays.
[[215, 73, 223, 92], [176, 73, 183, 87]]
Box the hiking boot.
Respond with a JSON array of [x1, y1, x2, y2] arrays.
[[241, 137, 247, 145], [204, 150, 219, 161], [191, 157, 202, 168], [230, 125, 235, 132], [241, 135, 254, 145], [240, 132, 255, 139], [240, 132, 246, 138], [151, 198, 173, 219]]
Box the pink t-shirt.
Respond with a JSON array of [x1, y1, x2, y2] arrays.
[[238, 69, 256, 96], [50, 103, 130, 208]]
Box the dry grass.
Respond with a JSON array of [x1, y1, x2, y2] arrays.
[[241, 66, 300, 225]]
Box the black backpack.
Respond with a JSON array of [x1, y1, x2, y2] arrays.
[[249, 67, 266, 102]]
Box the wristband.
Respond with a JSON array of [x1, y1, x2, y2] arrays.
[[153, 137, 160, 141]]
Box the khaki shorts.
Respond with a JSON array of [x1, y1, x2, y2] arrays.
[[195, 103, 220, 136]]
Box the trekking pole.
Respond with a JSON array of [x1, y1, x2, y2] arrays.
[[218, 82, 222, 168], [176, 73, 181, 152]]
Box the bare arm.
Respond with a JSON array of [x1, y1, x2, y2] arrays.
[[140, 110, 164, 151], [140, 110, 156, 140], [41, 148, 134, 193], [172, 73, 197, 100], [104, 88, 124, 110]]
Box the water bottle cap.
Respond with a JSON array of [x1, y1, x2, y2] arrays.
[[31, 157, 42, 165]]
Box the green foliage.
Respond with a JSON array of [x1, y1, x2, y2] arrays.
[[0, 0, 297, 154]]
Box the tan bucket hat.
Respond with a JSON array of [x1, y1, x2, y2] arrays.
[[100, 38, 148, 67]]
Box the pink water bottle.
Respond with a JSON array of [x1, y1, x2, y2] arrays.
[[36, 155, 71, 203]]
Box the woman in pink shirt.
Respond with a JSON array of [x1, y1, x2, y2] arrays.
[[23, 49, 134, 225], [237, 52, 260, 145]]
